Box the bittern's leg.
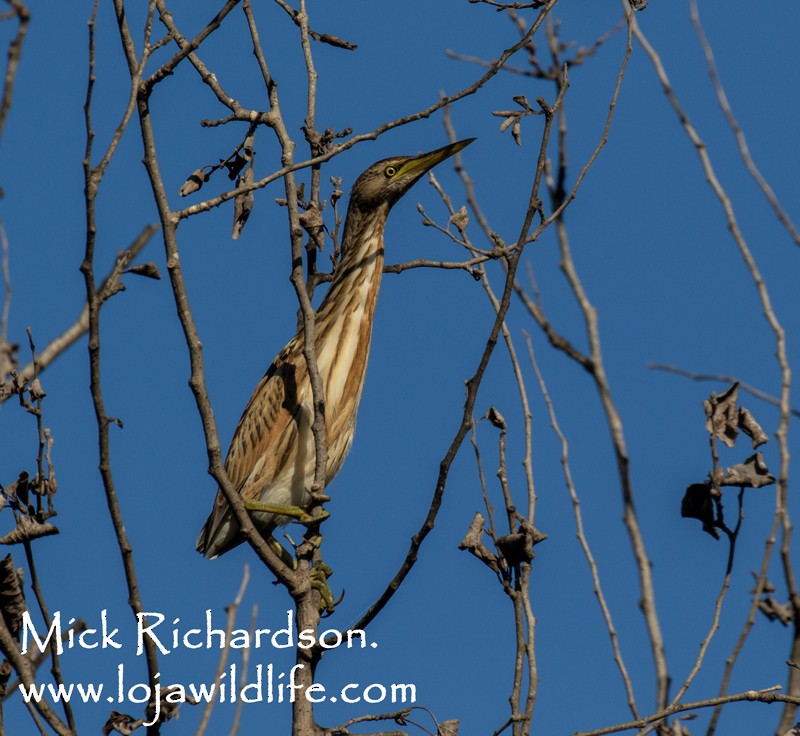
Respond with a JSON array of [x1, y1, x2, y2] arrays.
[[264, 538, 335, 613], [310, 562, 337, 615], [245, 501, 338, 613], [267, 536, 339, 615], [243, 499, 330, 525], [266, 536, 297, 569], [262, 535, 334, 610]]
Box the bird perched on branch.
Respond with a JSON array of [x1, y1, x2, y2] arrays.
[[197, 138, 474, 559]]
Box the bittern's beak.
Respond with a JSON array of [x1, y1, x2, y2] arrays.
[[396, 138, 476, 181]]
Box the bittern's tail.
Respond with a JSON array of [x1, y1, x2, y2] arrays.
[[196, 504, 243, 559]]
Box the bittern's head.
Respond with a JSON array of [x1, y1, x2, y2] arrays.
[[348, 138, 475, 214]]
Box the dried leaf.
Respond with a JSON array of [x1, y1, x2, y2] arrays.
[[703, 383, 740, 448], [526, 522, 548, 546], [438, 721, 460, 736], [145, 688, 181, 724], [738, 407, 768, 448], [315, 33, 357, 50], [485, 406, 506, 430], [758, 596, 793, 626], [458, 513, 501, 574], [102, 710, 144, 736], [224, 154, 247, 181], [125, 262, 162, 280], [752, 574, 777, 595], [6, 471, 30, 508], [721, 452, 776, 488], [299, 206, 325, 250], [681, 482, 719, 539], [497, 528, 539, 567], [232, 167, 255, 240], [178, 168, 211, 197], [298, 207, 324, 234], [511, 121, 522, 146], [499, 115, 516, 133], [28, 378, 45, 400], [0, 516, 60, 545], [449, 205, 469, 231], [513, 94, 533, 111], [0, 554, 26, 640]]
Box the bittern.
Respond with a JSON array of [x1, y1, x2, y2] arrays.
[[197, 138, 474, 559]]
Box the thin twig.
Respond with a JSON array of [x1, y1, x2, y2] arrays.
[[114, 0, 294, 577], [0, 0, 28, 139], [83, 3, 164, 729], [1, 621, 87, 705], [524, 332, 640, 720], [346, 12, 565, 641], [271, 0, 357, 50], [0, 223, 158, 403], [649, 363, 800, 420], [639, 495, 745, 736], [688, 0, 800, 248], [17, 334, 76, 731], [430, 123, 539, 730], [173, 0, 563, 223], [545, 10, 675, 711], [0, 615, 71, 736], [470, 420, 499, 539], [21, 543, 76, 731], [0, 223, 10, 341], [197, 565, 250, 736], [227, 602, 258, 736], [631, 15, 795, 729], [572, 685, 789, 736], [147, 0, 242, 92], [383, 256, 487, 277]]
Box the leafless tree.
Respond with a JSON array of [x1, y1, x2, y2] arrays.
[[1, 1, 799, 735]]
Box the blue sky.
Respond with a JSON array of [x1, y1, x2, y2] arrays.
[[2, 1, 799, 734]]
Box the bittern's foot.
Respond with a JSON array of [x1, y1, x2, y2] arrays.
[[244, 500, 330, 526], [267, 536, 298, 569], [310, 562, 338, 615]]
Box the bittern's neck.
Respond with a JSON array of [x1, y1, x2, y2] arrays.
[[317, 205, 388, 322], [312, 205, 387, 418]]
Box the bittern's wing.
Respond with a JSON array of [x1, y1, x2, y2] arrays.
[[196, 340, 308, 557]]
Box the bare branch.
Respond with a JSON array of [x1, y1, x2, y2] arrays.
[[173, 0, 562, 223], [346, 33, 565, 645], [524, 332, 640, 720], [0, 0, 28, 139], [196, 565, 250, 736], [573, 685, 790, 736], [632, 15, 795, 727], [0, 223, 158, 403], [649, 363, 800, 420], [689, 0, 800, 247], [0, 611, 71, 736]]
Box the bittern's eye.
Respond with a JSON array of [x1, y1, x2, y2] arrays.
[[384, 165, 397, 178]]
